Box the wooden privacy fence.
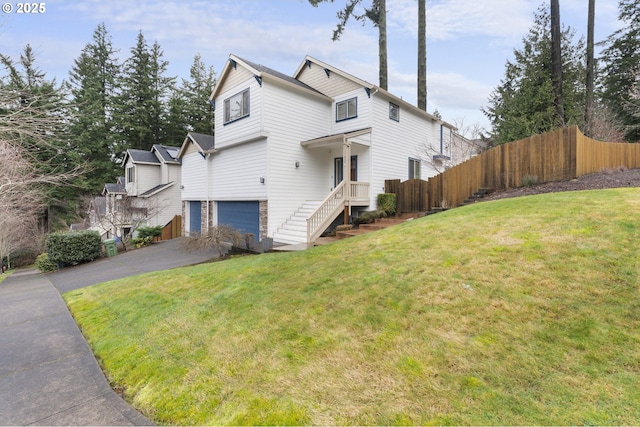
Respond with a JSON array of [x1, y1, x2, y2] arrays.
[[387, 126, 640, 213], [160, 215, 182, 241]]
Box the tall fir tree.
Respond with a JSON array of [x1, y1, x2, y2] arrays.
[[115, 32, 175, 152], [181, 53, 216, 136], [483, 5, 586, 145], [68, 23, 121, 193], [1, 45, 82, 228], [600, 0, 640, 141]]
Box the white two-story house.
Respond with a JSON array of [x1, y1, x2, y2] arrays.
[[178, 54, 458, 245], [95, 144, 182, 240]]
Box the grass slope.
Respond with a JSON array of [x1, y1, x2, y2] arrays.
[[64, 189, 640, 425]]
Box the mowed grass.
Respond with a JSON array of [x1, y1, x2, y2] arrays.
[[64, 189, 640, 425]]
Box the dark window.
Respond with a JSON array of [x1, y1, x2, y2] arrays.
[[224, 88, 250, 124], [336, 97, 357, 121], [389, 102, 399, 121], [126, 166, 135, 183]]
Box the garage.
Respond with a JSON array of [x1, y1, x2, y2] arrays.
[[217, 201, 260, 239]]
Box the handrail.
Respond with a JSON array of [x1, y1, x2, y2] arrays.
[[306, 181, 346, 243]]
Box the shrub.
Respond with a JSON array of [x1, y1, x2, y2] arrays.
[[35, 253, 57, 273], [46, 230, 102, 267], [377, 193, 397, 216], [131, 236, 154, 249], [353, 210, 386, 227], [137, 225, 163, 240], [522, 175, 539, 187]]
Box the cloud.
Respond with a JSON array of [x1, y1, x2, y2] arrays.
[[387, 0, 537, 43]]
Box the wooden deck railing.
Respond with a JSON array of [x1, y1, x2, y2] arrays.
[[306, 181, 370, 242]]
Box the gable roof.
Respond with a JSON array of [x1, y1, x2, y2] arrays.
[[103, 177, 126, 195], [177, 132, 215, 158], [122, 145, 182, 167], [123, 148, 160, 166], [211, 54, 330, 102], [152, 144, 182, 165], [296, 55, 458, 131]]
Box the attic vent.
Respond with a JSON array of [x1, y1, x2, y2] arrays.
[[364, 87, 371, 98], [229, 59, 237, 69], [324, 68, 331, 78], [254, 75, 262, 87], [305, 59, 311, 69]]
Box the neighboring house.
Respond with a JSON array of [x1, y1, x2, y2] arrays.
[[92, 145, 182, 240], [178, 54, 460, 245]]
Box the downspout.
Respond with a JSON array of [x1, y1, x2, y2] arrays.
[[206, 152, 210, 233], [440, 123, 444, 155]]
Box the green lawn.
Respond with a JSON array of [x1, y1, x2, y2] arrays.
[[64, 188, 640, 425]]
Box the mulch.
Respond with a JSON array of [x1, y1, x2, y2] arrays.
[[480, 168, 640, 202]]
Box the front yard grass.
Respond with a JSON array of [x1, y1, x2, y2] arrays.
[[64, 188, 640, 425]]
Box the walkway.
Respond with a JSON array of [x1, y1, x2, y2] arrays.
[[0, 239, 220, 425]]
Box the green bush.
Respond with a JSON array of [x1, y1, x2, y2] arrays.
[[137, 225, 163, 240], [377, 193, 397, 216], [35, 253, 57, 273], [522, 175, 539, 187], [353, 210, 387, 227], [46, 230, 102, 267], [131, 236, 154, 249]]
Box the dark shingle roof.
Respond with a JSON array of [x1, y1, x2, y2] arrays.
[[237, 56, 324, 96], [188, 132, 215, 151], [127, 149, 160, 164], [153, 144, 182, 164], [139, 182, 174, 197], [103, 177, 126, 194]]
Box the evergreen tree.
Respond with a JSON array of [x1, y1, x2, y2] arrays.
[[115, 32, 175, 152], [68, 23, 121, 193], [180, 53, 216, 136], [600, 0, 640, 141], [1, 45, 83, 229], [483, 5, 586, 145]]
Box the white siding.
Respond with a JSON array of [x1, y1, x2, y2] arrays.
[[210, 139, 268, 200], [262, 80, 333, 237], [369, 94, 443, 208], [214, 78, 263, 150], [296, 62, 362, 97], [181, 151, 207, 201], [331, 88, 372, 135], [129, 164, 160, 196]]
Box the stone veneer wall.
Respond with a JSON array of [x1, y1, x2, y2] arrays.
[[259, 200, 268, 241]]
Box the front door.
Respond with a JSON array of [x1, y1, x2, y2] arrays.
[[334, 155, 358, 187]]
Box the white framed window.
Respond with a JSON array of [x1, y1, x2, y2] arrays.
[[336, 97, 357, 121], [409, 158, 421, 179], [224, 88, 250, 124], [126, 166, 135, 183], [389, 102, 399, 121]]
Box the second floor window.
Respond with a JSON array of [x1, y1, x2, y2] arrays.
[[336, 97, 357, 121], [224, 88, 250, 124]]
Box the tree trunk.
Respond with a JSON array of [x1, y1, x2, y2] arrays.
[[585, 0, 595, 136], [378, 0, 388, 90], [550, 0, 565, 127], [417, 0, 427, 111]]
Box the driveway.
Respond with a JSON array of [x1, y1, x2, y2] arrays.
[[0, 239, 220, 425]]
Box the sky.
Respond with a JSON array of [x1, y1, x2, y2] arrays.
[[0, 0, 623, 135]]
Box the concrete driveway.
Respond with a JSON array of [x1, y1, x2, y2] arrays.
[[0, 239, 220, 425]]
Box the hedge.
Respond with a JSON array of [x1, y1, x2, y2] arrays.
[[46, 230, 102, 266]]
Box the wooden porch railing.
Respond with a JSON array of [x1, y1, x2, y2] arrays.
[[306, 181, 370, 242]]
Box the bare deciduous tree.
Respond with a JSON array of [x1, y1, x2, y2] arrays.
[[179, 225, 245, 257]]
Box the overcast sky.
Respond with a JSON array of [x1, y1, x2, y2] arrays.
[[0, 0, 622, 134]]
